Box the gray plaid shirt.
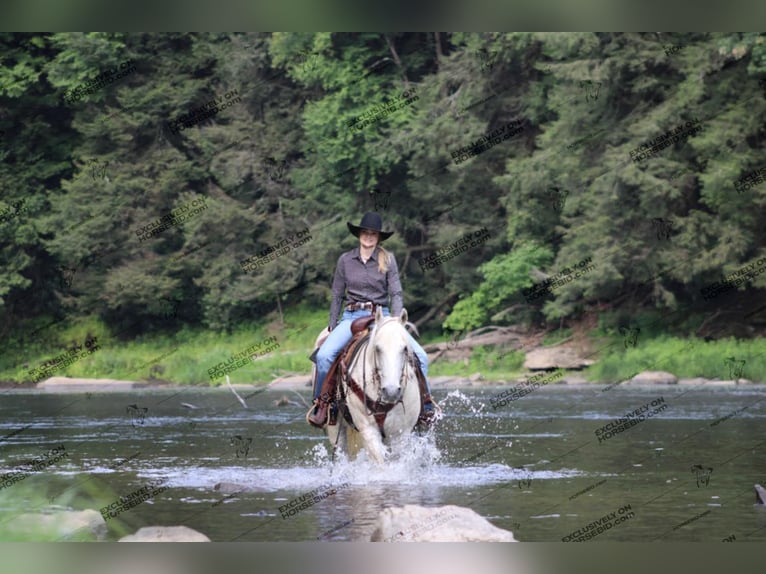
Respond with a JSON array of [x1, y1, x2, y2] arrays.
[[329, 246, 403, 329]]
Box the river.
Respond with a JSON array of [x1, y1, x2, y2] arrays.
[[1, 384, 765, 542]]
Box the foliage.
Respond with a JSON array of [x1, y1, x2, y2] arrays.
[[444, 242, 553, 331], [1, 33, 765, 381], [586, 336, 766, 382]]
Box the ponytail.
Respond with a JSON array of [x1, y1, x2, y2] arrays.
[[377, 245, 391, 273]]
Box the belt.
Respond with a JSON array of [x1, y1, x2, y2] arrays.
[[346, 302, 376, 312]]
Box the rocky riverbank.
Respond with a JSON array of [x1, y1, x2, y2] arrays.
[[0, 370, 759, 393]]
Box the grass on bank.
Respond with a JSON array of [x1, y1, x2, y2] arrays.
[[1, 306, 329, 386], [585, 335, 765, 383], [2, 305, 763, 385]]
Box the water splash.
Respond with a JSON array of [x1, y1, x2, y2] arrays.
[[439, 389, 486, 416]]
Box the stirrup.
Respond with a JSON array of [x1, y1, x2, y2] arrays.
[[306, 400, 325, 428], [328, 402, 339, 426], [416, 397, 442, 428]]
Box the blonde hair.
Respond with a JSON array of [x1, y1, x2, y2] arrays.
[[377, 245, 391, 273]]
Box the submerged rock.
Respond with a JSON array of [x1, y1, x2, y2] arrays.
[[213, 481, 266, 494], [755, 484, 766, 505], [119, 525, 211, 542], [214, 481, 246, 494], [369, 504, 516, 542]]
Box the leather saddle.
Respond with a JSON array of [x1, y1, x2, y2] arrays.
[[309, 315, 374, 365]]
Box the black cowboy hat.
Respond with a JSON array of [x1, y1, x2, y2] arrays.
[[347, 212, 394, 241]]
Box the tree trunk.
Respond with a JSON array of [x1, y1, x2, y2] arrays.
[[434, 32, 443, 60], [384, 34, 409, 90], [276, 295, 284, 326]]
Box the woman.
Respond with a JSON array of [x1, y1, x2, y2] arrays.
[[308, 212, 434, 428]]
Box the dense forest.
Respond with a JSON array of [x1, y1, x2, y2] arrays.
[[1, 32, 765, 371]]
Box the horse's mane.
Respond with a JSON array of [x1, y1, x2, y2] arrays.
[[370, 315, 410, 342], [349, 316, 410, 373]]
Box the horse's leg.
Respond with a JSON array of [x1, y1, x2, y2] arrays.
[[346, 426, 364, 461], [356, 422, 386, 464], [339, 424, 349, 460], [326, 420, 339, 458], [333, 422, 346, 460]]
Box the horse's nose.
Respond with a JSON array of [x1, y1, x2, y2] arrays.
[[381, 387, 401, 403]]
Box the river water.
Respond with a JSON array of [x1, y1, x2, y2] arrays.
[[1, 384, 765, 542]]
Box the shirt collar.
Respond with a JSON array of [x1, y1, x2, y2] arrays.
[[352, 246, 378, 262]]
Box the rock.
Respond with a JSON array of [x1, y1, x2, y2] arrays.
[[469, 373, 483, 382], [369, 504, 516, 542], [271, 395, 302, 407], [213, 482, 265, 494], [626, 371, 678, 385], [13, 509, 107, 541], [37, 377, 136, 391], [214, 482, 247, 494], [119, 526, 211, 542], [524, 347, 595, 370], [755, 484, 766, 505], [677, 377, 709, 386], [561, 375, 588, 384]]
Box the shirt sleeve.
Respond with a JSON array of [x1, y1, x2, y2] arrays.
[[387, 252, 404, 317], [328, 254, 346, 330]]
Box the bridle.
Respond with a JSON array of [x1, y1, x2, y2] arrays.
[[368, 319, 411, 402], [340, 317, 413, 438]]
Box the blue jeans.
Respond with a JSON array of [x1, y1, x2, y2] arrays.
[[314, 308, 431, 400]]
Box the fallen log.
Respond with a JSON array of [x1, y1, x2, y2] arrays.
[[422, 326, 525, 353]]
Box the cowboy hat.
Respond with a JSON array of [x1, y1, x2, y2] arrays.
[[347, 212, 394, 241]]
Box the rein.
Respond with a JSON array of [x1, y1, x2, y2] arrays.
[[341, 318, 411, 438]]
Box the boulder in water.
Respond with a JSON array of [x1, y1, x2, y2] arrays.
[[119, 526, 211, 542], [369, 504, 516, 542]]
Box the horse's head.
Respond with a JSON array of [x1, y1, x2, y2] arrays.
[[370, 306, 412, 404]]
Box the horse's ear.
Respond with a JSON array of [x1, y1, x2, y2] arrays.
[[400, 307, 408, 325], [375, 305, 383, 323]]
